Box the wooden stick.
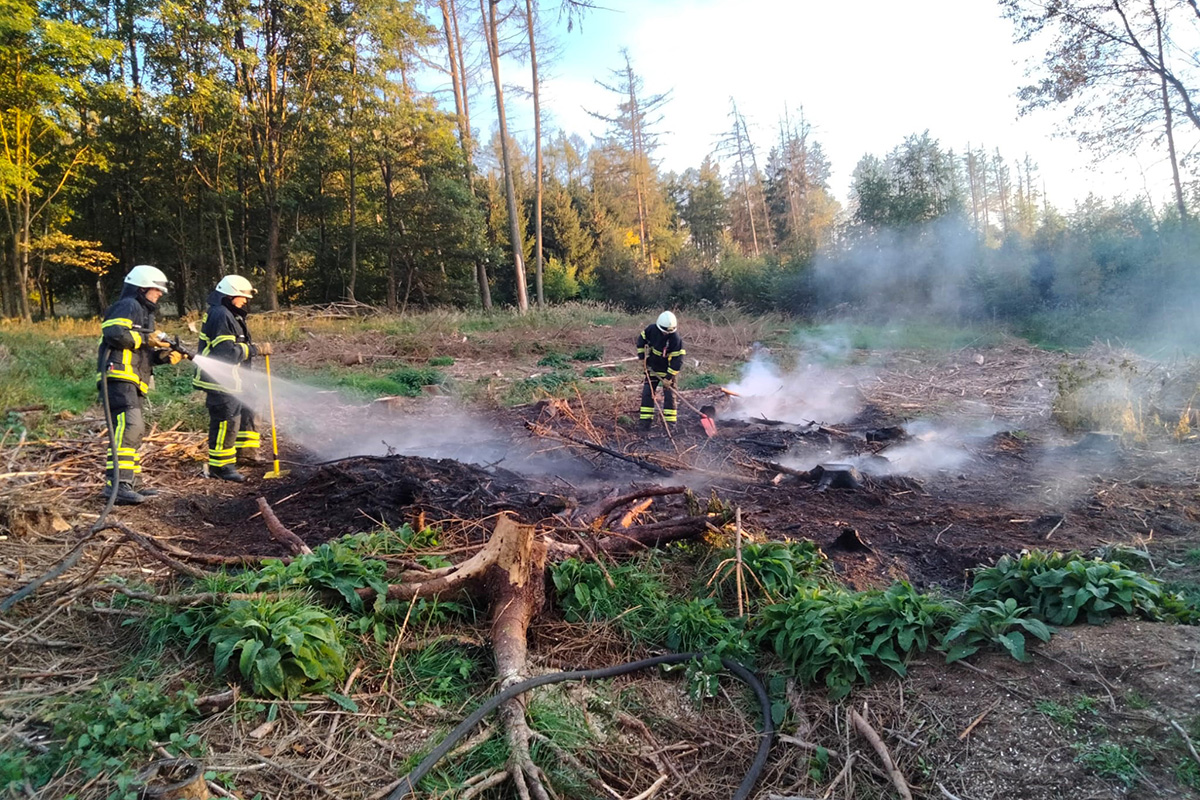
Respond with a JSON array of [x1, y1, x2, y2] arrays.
[[1171, 719, 1200, 768], [735, 507, 745, 617], [850, 708, 913, 800], [256, 497, 313, 555], [525, 422, 672, 476], [958, 699, 1001, 740]]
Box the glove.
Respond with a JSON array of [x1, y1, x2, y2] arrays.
[[166, 350, 185, 365], [148, 331, 173, 349], [255, 341, 273, 356]]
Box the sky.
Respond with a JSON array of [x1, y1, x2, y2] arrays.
[[473, 0, 1188, 210]]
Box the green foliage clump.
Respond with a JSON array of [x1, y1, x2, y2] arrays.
[[397, 640, 487, 707], [942, 598, 1052, 663], [711, 540, 827, 606], [252, 540, 388, 612], [582, 366, 605, 378], [428, 355, 455, 366], [571, 344, 604, 361], [1074, 741, 1143, 787], [505, 371, 578, 404], [969, 550, 1197, 625], [207, 596, 347, 698], [679, 372, 728, 390], [536, 352, 569, 368], [550, 556, 669, 640], [754, 582, 952, 698], [4, 680, 202, 796]]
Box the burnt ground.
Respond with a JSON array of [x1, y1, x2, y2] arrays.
[[3, 335, 1200, 799]]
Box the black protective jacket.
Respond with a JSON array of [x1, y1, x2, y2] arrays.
[[636, 324, 685, 378], [193, 291, 257, 394], [97, 284, 170, 395]]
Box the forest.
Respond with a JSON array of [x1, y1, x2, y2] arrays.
[[2, 0, 1200, 349]]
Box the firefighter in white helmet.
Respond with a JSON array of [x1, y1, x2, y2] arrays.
[[193, 275, 273, 482], [97, 265, 186, 505], [636, 311, 685, 431]]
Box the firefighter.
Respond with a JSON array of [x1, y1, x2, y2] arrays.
[[636, 311, 685, 431], [193, 275, 272, 482], [97, 265, 186, 505]]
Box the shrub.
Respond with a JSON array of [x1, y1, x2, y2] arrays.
[[428, 355, 455, 366], [572, 344, 604, 361], [942, 598, 1052, 663], [208, 596, 347, 698], [711, 540, 827, 606], [968, 550, 1195, 625], [754, 582, 951, 697], [536, 352, 570, 368]]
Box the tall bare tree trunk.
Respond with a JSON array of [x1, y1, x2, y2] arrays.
[[483, 0, 528, 313], [441, 0, 491, 310], [525, 0, 544, 308], [348, 141, 358, 302]]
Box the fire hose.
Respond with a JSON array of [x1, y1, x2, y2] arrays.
[[385, 652, 774, 800]]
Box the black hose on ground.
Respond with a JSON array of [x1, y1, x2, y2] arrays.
[[385, 653, 774, 800]]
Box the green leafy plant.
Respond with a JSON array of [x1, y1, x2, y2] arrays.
[[754, 582, 951, 697], [571, 344, 604, 361], [550, 556, 669, 641], [1073, 741, 1142, 787], [582, 366, 605, 378], [537, 352, 569, 368], [398, 640, 486, 707], [942, 598, 1052, 663], [1036, 695, 1098, 727], [428, 355, 455, 366], [208, 596, 347, 698], [969, 550, 1191, 625], [712, 540, 827, 605]]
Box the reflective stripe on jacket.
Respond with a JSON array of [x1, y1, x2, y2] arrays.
[[96, 285, 160, 394], [193, 291, 254, 394], [636, 324, 685, 376]]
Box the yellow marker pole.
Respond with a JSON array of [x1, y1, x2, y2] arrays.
[[263, 353, 288, 479]]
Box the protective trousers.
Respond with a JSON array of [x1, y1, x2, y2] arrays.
[[639, 373, 677, 424], [206, 393, 257, 468], [102, 381, 144, 486]]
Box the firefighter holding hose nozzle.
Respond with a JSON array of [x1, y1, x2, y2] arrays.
[[193, 275, 273, 482], [636, 311, 686, 431], [97, 265, 187, 506]]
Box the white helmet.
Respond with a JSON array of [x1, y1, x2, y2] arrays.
[[656, 310, 678, 333], [125, 264, 170, 293], [215, 275, 257, 299]]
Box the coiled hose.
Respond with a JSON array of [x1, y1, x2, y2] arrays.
[[386, 653, 773, 800]]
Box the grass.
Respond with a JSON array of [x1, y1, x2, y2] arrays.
[[679, 371, 732, 390], [1034, 696, 1100, 728], [1073, 741, 1143, 787]]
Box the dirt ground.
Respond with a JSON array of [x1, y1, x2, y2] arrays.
[[3, 319, 1199, 799]]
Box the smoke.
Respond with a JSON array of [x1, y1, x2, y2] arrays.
[[775, 418, 1004, 479], [723, 350, 863, 425], [189, 355, 592, 476]]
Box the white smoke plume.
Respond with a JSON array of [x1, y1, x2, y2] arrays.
[[189, 355, 580, 475], [723, 354, 862, 425]]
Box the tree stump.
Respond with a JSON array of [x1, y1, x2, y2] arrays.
[[814, 463, 862, 491], [134, 758, 209, 799]]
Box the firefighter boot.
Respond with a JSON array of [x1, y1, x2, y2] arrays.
[[638, 418, 652, 432], [237, 448, 263, 465], [209, 465, 247, 483], [104, 482, 146, 506]]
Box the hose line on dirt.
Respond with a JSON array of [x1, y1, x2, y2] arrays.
[[385, 653, 774, 800]]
